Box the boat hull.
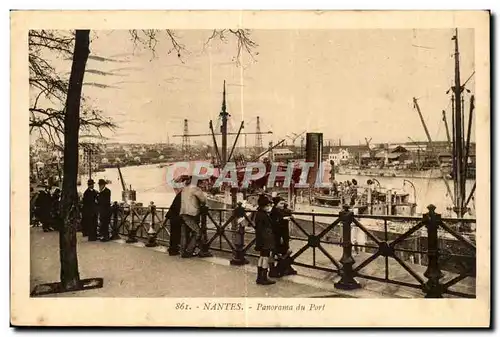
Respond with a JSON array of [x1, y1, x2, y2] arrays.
[[338, 167, 450, 179]]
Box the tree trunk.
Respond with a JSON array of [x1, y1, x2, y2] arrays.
[[59, 30, 90, 290]]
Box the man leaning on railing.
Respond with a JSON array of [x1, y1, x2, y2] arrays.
[[179, 176, 207, 258]]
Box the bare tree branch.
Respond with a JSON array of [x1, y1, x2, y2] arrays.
[[127, 29, 258, 65], [30, 28, 258, 149], [228, 29, 258, 64], [128, 29, 187, 62], [29, 30, 117, 147], [204, 29, 258, 65]]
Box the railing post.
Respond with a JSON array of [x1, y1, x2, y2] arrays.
[[423, 204, 444, 298], [230, 202, 249, 266], [110, 202, 120, 240], [126, 203, 138, 244], [145, 203, 158, 247], [198, 204, 213, 258], [335, 204, 361, 290]]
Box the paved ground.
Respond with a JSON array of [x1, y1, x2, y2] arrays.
[[30, 228, 339, 298], [31, 225, 474, 299]]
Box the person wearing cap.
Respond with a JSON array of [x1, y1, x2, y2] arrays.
[[97, 179, 111, 242], [179, 175, 207, 257], [269, 196, 297, 278], [254, 194, 276, 285], [82, 179, 98, 240]]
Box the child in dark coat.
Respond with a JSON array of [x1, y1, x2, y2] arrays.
[[269, 196, 297, 278], [254, 194, 276, 285]]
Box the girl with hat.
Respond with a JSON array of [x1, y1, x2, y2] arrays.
[[253, 194, 276, 285]]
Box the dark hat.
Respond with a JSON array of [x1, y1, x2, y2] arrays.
[[257, 194, 271, 208], [272, 196, 284, 205], [87, 179, 95, 185], [98, 179, 107, 185]]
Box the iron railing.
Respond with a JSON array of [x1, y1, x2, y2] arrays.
[[109, 201, 476, 298]]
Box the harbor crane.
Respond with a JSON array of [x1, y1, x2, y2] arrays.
[[364, 137, 376, 158], [286, 131, 306, 147], [413, 97, 454, 202], [116, 163, 136, 203]]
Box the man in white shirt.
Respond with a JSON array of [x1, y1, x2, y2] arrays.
[[180, 176, 207, 258]]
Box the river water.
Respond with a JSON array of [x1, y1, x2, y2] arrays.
[[79, 163, 475, 216]]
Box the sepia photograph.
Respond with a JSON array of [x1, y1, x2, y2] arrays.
[[11, 10, 490, 327]]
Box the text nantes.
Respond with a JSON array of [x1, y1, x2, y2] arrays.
[[203, 302, 244, 311]]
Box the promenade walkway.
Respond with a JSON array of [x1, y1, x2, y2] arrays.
[[30, 228, 343, 298], [30, 228, 474, 298]]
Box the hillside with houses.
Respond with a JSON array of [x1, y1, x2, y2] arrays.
[[30, 137, 476, 185]]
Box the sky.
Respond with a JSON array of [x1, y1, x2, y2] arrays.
[[33, 28, 476, 147]]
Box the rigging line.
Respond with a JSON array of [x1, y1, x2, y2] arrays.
[[137, 183, 169, 193], [411, 44, 434, 50], [462, 71, 475, 88], [228, 116, 236, 132], [261, 119, 273, 132], [215, 117, 221, 132], [444, 96, 452, 111], [425, 121, 444, 196]]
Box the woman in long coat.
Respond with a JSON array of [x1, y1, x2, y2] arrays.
[[166, 191, 182, 256], [254, 194, 276, 285]]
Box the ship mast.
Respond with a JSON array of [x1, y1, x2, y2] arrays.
[[217, 80, 238, 208], [414, 29, 474, 218], [220, 80, 229, 167], [452, 29, 466, 218]]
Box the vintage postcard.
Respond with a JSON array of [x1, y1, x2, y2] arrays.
[[11, 10, 490, 327]]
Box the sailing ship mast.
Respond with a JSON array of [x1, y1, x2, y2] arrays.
[[211, 80, 239, 208], [452, 29, 465, 217], [220, 80, 229, 167], [413, 29, 475, 218], [451, 28, 475, 218], [208, 81, 293, 205]]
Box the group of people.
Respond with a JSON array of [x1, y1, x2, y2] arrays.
[[165, 176, 298, 286], [254, 193, 298, 285], [32, 178, 112, 241], [81, 178, 112, 241], [330, 178, 359, 205], [31, 186, 61, 232]]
